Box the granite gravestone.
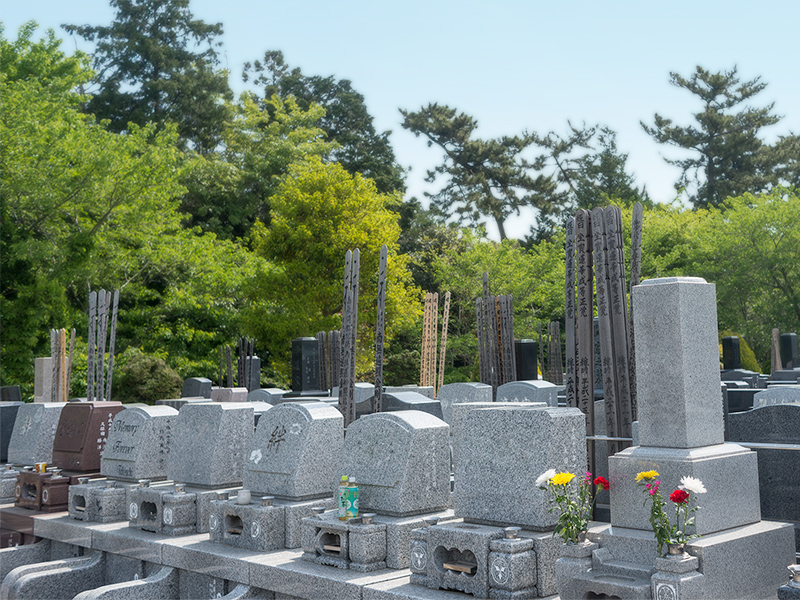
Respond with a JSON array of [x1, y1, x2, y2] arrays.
[[211, 401, 342, 552], [729, 403, 800, 550], [0, 386, 21, 402], [243, 401, 343, 500], [496, 380, 558, 407], [246, 388, 287, 404], [437, 382, 492, 426], [181, 377, 212, 399], [753, 386, 800, 408], [339, 410, 450, 517], [100, 405, 178, 482], [781, 333, 800, 370], [33, 357, 53, 402], [357, 391, 442, 420], [0, 401, 24, 462], [560, 277, 795, 600], [290, 337, 324, 395], [154, 397, 207, 411], [514, 339, 539, 381], [210, 387, 248, 402], [51, 401, 125, 472], [167, 402, 254, 488], [383, 385, 435, 399], [449, 401, 546, 477], [7, 403, 66, 466], [455, 406, 586, 530]]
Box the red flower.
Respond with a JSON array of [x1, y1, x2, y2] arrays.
[[670, 489, 689, 504], [594, 476, 610, 491]]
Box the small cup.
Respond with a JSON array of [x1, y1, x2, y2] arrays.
[[312, 506, 326, 517], [361, 513, 376, 525], [260, 495, 274, 507], [78, 477, 90, 485], [217, 491, 229, 501], [236, 489, 251, 505], [423, 516, 439, 528], [138, 479, 151, 488], [105, 480, 117, 489], [504, 526, 521, 539], [174, 483, 186, 494]]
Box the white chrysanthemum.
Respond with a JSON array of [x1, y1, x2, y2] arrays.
[[535, 469, 557, 488], [680, 476, 707, 494]]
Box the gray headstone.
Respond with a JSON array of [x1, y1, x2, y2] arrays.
[[339, 410, 450, 517], [243, 401, 343, 500], [181, 377, 212, 399], [632, 277, 724, 448], [210, 387, 249, 402], [496, 380, 558, 407], [33, 357, 53, 402], [383, 385, 435, 399], [354, 382, 375, 405], [455, 406, 587, 530], [729, 403, 800, 550], [515, 339, 539, 381], [246, 388, 287, 404], [0, 401, 24, 462], [249, 401, 272, 428], [101, 405, 178, 481], [7, 402, 66, 465], [450, 401, 546, 476], [358, 391, 442, 420], [753, 386, 800, 408], [155, 397, 207, 411], [437, 382, 492, 426], [167, 402, 254, 488], [245, 355, 261, 391]]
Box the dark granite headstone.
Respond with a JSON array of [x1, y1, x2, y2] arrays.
[[0, 386, 21, 402], [781, 333, 800, 370], [245, 356, 261, 390], [722, 336, 742, 370], [51, 401, 125, 471], [729, 403, 800, 551], [181, 377, 212, 399], [291, 337, 320, 393], [0, 401, 24, 462], [514, 339, 538, 381], [357, 391, 442, 420]]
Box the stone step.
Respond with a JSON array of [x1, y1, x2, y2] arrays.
[[591, 556, 654, 580], [570, 568, 653, 600]]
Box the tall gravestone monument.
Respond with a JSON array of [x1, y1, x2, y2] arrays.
[[557, 277, 795, 600]]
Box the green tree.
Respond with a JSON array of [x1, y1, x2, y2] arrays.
[[571, 127, 651, 210], [64, 0, 232, 152], [400, 103, 561, 240], [642, 66, 784, 208], [1, 26, 258, 395], [180, 93, 330, 240], [692, 189, 800, 365], [242, 156, 420, 378], [243, 50, 405, 194]]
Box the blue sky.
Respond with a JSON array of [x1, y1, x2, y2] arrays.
[[4, 1, 800, 239]]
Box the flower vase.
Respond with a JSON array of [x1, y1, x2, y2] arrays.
[[667, 542, 686, 557]]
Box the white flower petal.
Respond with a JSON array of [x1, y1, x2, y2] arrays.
[[536, 468, 557, 488], [679, 476, 707, 494]]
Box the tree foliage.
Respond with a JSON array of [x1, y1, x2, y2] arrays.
[[64, 0, 232, 152], [242, 157, 420, 378], [243, 50, 405, 194], [400, 103, 562, 240], [180, 94, 330, 240], [642, 66, 790, 208]]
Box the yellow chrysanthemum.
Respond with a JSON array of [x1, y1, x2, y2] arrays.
[[550, 472, 576, 486], [635, 470, 659, 482]]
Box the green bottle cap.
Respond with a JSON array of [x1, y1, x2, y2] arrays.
[[341, 475, 348, 482]]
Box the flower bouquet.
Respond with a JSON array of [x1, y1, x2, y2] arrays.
[[537, 469, 610, 544], [635, 470, 706, 555]]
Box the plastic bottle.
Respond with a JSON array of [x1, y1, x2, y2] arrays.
[[338, 475, 349, 520]]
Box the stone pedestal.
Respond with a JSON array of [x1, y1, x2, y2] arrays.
[[127, 483, 239, 535]]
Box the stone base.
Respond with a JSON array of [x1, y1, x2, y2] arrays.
[[409, 520, 560, 599], [127, 484, 239, 535], [557, 520, 795, 600], [68, 482, 132, 522], [609, 443, 762, 534], [1, 467, 20, 503], [301, 511, 387, 572], [209, 498, 286, 552], [14, 471, 71, 512]]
